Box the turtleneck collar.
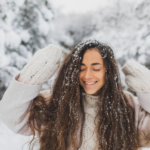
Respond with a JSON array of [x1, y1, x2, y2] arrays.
[[81, 91, 100, 107]]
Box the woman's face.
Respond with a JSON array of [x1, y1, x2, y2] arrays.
[[79, 49, 106, 95]]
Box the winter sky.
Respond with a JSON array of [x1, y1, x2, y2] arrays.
[[51, 0, 138, 14]]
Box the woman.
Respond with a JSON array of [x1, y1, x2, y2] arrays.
[[0, 39, 150, 150]]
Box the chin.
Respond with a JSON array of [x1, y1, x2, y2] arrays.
[[85, 90, 98, 95]]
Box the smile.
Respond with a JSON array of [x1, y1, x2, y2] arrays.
[[84, 81, 98, 85]]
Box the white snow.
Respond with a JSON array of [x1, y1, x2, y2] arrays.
[[0, 121, 32, 150], [20, 31, 31, 43], [0, 29, 5, 55], [138, 54, 146, 64], [5, 31, 21, 49]]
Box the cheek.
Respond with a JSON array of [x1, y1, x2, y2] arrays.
[[97, 72, 105, 82], [78, 73, 83, 82], [102, 73, 106, 83]]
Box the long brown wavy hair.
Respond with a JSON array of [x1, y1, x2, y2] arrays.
[[24, 39, 147, 150]]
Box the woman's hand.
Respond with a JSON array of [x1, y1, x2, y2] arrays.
[[17, 44, 62, 85], [122, 60, 150, 94]]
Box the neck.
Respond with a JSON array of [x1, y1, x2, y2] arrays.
[[82, 92, 100, 107]]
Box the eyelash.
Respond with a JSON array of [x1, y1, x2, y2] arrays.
[[80, 69, 100, 71]]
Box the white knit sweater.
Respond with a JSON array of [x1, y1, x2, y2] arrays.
[[79, 92, 100, 150]]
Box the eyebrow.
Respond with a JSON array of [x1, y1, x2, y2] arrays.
[[81, 63, 102, 66]]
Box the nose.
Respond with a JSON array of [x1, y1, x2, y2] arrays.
[[84, 69, 93, 79]]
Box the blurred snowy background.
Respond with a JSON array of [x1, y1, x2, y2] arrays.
[[0, 0, 150, 149]]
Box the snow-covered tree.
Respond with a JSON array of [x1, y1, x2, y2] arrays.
[[85, 0, 150, 67], [0, 0, 55, 99]]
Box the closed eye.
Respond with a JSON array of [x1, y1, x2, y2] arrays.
[[79, 69, 85, 71], [80, 69, 100, 71]]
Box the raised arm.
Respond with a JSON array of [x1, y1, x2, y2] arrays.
[[0, 73, 42, 136], [122, 60, 150, 147], [0, 44, 62, 136]]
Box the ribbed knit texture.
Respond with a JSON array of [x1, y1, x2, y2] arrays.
[[17, 44, 62, 85], [122, 60, 150, 94], [78, 92, 100, 150]]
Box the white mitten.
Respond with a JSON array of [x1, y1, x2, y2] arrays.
[[17, 44, 62, 85], [122, 60, 150, 94]]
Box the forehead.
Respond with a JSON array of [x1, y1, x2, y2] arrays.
[[82, 49, 103, 64]]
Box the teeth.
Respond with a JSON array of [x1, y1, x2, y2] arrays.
[[85, 81, 97, 85]]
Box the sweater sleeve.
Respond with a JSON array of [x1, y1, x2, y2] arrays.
[[0, 73, 42, 136], [123, 90, 150, 147], [136, 93, 150, 113]]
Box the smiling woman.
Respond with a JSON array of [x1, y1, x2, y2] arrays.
[[1, 39, 150, 150], [24, 39, 148, 150], [79, 49, 106, 95]]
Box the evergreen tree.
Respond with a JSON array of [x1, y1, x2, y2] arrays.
[[0, 0, 54, 99]]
